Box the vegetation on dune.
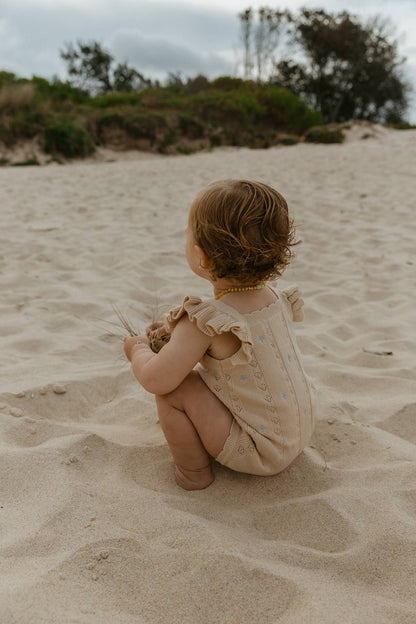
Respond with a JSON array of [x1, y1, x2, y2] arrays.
[[0, 6, 413, 162], [0, 70, 323, 159], [43, 119, 95, 158], [304, 125, 345, 144]]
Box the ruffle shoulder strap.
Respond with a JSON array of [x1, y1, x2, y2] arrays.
[[280, 285, 304, 322], [166, 296, 253, 365]]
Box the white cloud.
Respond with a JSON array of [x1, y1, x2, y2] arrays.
[[0, 18, 23, 51], [110, 28, 233, 78]]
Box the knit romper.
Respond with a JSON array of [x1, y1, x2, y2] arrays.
[[166, 285, 316, 476]]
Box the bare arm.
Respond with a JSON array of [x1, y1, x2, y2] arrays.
[[129, 316, 212, 395]]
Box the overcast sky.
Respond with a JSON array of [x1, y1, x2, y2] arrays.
[[1, 0, 415, 120]]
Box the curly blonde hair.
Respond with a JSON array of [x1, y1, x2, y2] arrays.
[[189, 179, 299, 284]]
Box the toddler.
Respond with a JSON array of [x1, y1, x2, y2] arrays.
[[124, 180, 316, 490]]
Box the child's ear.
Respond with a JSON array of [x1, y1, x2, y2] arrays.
[[194, 244, 212, 270]]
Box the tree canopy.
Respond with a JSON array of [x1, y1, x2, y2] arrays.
[[239, 7, 410, 123], [60, 40, 151, 95]]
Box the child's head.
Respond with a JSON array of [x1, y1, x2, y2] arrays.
[[188, 179, 298, 284]]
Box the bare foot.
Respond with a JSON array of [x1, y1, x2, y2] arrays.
[[175, 464, 214, 491]]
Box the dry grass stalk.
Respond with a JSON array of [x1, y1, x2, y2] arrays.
[[112, 304, 139, 336], [112, 304, 170, 353]]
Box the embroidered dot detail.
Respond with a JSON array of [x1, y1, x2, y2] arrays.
[[258, 336, 264, 343], [240, 375, 247, 382], [287, 355, 291, 362], [259, 425, 265, 433], [281, 393, 287, 400]]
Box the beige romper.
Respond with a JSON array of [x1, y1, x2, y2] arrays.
[[166, 285, 316, 476]]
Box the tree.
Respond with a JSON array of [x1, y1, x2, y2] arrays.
[[272, 9, 410, 123], [239, 9, 254, 80], [60, 40, 150, 94], [238, 7, 290, 81]]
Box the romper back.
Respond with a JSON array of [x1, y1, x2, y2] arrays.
[[167, 285, 316, 476]]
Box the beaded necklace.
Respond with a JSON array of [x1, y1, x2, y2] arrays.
[[215, 283, 266, 300]]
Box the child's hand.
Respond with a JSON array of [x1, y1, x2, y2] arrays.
[[146, 322, 171, 353], [124, 334, 149, 361], [146, 321, 170, 339]]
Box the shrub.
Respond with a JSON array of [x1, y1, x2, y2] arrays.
[[191, 89, 265, 125], [304, 124, 345, 143], [388, 121, 416, 130], [257, 86, 321, 133], [94, 109, 168, 145], [275, 134, 299, 145], [44, 119, 95, 157], [177, 145, 193, 154], [159, 131, 177, 152], [178, 114, 205, 139], [210, 76, 247, 91], [0, 123, 14, 146], [124, 111, 167, 142], [0, 83, 35, 113], [95, 111, 125, 139], [185, 75, 210, 94], [164, 96, 187, 109], [209, 132, 224, 147], [32, 76, 86, 104], [9, 108, 50, 141], [11, 158, 40, 166], [89, 92, 143, 108], [0, 71, 23, 87]]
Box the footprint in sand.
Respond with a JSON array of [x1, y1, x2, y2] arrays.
[[37, 538, 299, 624], [248, 497, 356, 553], [375, 403, 416, 444]]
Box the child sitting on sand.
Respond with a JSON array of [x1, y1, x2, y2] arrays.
[[124, 179, 316, 490]]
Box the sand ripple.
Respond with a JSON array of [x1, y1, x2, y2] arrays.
[[1, 128, 416, 622]]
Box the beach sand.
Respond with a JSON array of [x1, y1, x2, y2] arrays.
[[1, 126, 415, 623]]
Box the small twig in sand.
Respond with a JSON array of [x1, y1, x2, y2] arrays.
[[363, 348, 393, 356]]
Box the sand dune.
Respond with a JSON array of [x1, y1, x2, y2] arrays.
[[1, 126, 416, 623]]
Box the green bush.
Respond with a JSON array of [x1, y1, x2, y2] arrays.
[[89, 92, 143, 108], [191, 89, 265, 125], [124, 111, 167, 142], [178, 114, 205, 139], [11, 158, 40, 166], [304, 124, 345, 143], [388, 121, 416, 130], [275, 134, 299, 145], [0, 71, 325, 156], [177, 145, 193, 154], [185, 75, 210, 94], [32, 76, 86, 104], [93, 109, 168, 145], [209, 132, 224, 147], [159, 131, 177, 152], [0, 71, 25, 87], [44, 119, 95, 157], [258, 86, 321, 133], [210, 76, 247, 91], [9, 108, 49, 141], [0, 123, 14, 146], [95, 111, 125, 139]]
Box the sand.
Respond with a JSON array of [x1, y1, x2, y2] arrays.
[[0, 126, 415, 623]]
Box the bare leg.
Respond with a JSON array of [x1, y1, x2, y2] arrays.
[[156, 371, 233, 491]]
